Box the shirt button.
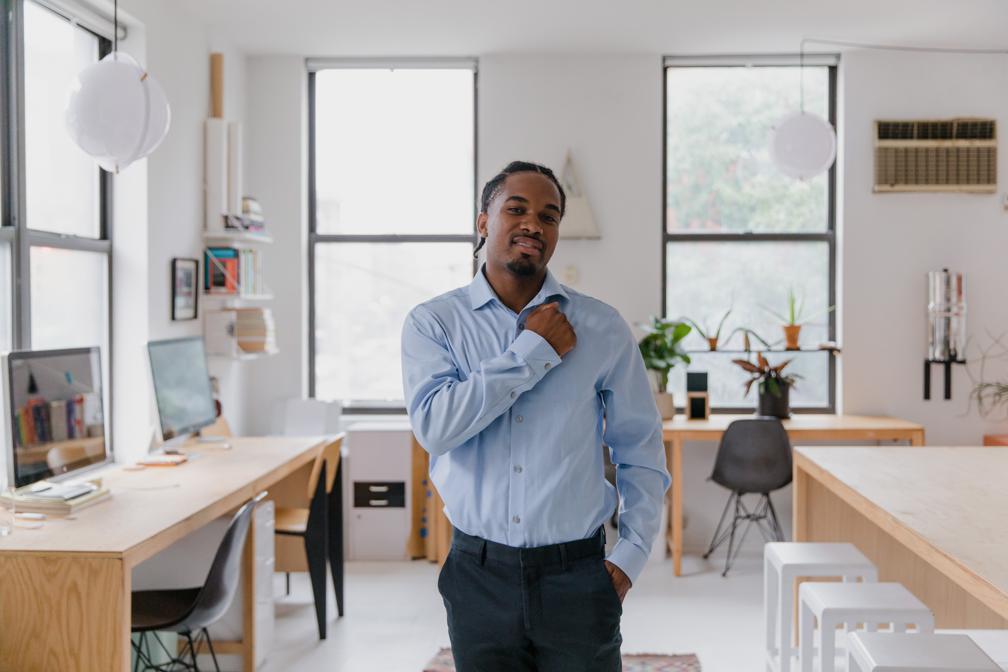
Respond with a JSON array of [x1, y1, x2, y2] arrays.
[[510, 391, 517, 399], [544, 362, 551, 370], [514, 465, 523, 473], [515, 415, 524, 423], [512, 515, 521, 524]]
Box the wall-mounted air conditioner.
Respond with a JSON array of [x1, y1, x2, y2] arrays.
[[874, 118, 996, 193]]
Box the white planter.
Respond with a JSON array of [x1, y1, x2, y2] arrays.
[[654, 392, 676, 420]]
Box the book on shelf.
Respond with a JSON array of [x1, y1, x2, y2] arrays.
[[14, 394, 95, 449], [204, 246, 266, 297]]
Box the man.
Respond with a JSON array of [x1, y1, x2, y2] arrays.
[[401, 160, 670, 671]]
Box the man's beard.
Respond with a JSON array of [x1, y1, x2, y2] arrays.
[[505, 255, 538, 276]]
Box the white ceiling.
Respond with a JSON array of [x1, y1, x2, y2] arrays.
[[178, 0, 1008, 56]]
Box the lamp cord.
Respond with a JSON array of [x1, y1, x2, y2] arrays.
[[798, 37, 1008, 115]]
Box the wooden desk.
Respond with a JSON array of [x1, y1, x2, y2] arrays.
[[0, 435, 334, 672], [793, 446, 1008, 627], [662, 414, 924, 576]]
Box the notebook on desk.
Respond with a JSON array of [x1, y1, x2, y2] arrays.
[[1, 486, 111, 515]]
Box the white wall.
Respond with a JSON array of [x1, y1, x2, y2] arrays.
[[840, 50, 1008, 446], [240, 56, 309, 436]]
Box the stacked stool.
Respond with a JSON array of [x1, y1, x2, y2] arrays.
[[848, 632, 1000, 672], [765, 542, 878, 672], [799, 582, 934, 672]]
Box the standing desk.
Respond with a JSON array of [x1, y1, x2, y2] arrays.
[[0, 435, 337, 672], [794, 446, 1008, 627], [662, 414, 924, 576]]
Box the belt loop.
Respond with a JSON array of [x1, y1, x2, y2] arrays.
[[559, 544, 568, 572], [479, 539, 487, 566]]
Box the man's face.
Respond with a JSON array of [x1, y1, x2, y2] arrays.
[[477, 172, 562, 277]]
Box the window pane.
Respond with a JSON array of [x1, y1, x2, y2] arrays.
[[24, 1, 101, 238], [668, 350, 830, 409], [666, 241, 830, 349], [30, 247, 108, 356], [314, 242, 472, 402], [665, 241, 831, 408], [314, 68, 474, 235], [666, 66, 830, 233]]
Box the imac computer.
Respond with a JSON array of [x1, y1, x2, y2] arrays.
[[147, 336, 222, 450], [2, 347, 110, 492]]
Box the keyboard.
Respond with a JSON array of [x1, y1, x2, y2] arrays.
[[29, 482, 95, 501]]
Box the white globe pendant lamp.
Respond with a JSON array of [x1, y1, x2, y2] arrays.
[[769, 110, 836, 180], [64, 0, 170, 173]]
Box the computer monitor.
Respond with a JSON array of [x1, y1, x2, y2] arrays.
[[147, 337, 218, 442], [2, 347, 110, 488]]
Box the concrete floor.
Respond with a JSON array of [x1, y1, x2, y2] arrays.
[[260, 551, 766, 672]]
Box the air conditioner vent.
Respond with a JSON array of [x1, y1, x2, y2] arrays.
[[874, 118, 996, 193]]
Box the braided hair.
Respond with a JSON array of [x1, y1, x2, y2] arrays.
[[473, 161, 566, 258]]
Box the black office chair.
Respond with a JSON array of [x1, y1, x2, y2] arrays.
[[702, 417, 791, 576], [131, 491, 267, 672]]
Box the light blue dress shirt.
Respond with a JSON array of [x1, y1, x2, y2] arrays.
[[401, 267, 671, 583]]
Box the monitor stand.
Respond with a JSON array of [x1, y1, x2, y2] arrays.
[[158, 431, 231, 454]]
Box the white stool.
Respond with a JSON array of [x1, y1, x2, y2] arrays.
[[848, 632, 1000, 671], [799, 582, 934, 672], [765, 542, 878, 672], [939, 630, 1008, 670]]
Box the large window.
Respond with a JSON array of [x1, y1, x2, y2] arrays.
[[1, 1, 112, 394], [308, 61, 476, 408], [663, 57, 837, 411]]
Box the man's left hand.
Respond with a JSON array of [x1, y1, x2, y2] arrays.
[[604, 560, 632, 603]]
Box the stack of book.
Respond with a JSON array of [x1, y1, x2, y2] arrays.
[[0, 485, 111, 516], [205, 247, 266, 297]]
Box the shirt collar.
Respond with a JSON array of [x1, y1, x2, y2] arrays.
[[468, 265, 569, 311]]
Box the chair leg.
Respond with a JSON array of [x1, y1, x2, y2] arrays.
[[305, 467, 330, 640], [203, 628, 221, 672], [285, 572, 291, 596], [186, 632, 201, 672], [767, 495, 785, 541], [722, 494, 743, 576], [328, 460, 345, 618], [703, 491, 736, 560]]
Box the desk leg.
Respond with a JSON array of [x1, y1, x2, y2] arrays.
[[793, 463, 808, 543], [910, 430, 925, 447], [672, 435, 683, 577], [329, 459, 345, 617], [242, 515, 257, 672], [0, 554, 130, 672]]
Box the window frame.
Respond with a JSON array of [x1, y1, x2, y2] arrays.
[[1, 0, 114, 433], [661, 55, 838, 414], [306, 59, 479, 413]]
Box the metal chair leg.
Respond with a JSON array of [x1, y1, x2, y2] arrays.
[[703, 491, 736, 559], [767, 495, 785, 541], [202, 628, 221, 672]]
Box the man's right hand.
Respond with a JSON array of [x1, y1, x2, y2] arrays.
[[524, 302, 576, 358]]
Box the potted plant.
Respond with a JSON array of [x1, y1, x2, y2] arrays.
[[684, 308, 732, 351], [763, 288, 834, 351], [638, 317, 692, 419], [732, 353, 801, 418]]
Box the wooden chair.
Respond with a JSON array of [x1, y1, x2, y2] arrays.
[[275, 433, 345, 639]]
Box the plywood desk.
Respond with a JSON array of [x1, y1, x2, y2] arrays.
[[662, 414, 924, 576], [0, 435, 334, 672], [794, 446, 1008, 627]]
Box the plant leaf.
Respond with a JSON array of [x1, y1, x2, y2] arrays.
[[757, 352, 769, 371], [733, 358, 762, 374]]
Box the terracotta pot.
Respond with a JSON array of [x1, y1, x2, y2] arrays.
[[654, 392, 676, 420], [783, 324, 802, 350], [707, 337, 719, 351]]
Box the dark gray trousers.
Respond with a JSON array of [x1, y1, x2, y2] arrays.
[[438, 527, 622, 672]]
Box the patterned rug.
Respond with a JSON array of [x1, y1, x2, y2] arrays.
[[424, 648, 701, 671]]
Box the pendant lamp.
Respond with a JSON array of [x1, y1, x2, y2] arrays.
[[64, 0, 170, 173], [769, 46, 836, 180]]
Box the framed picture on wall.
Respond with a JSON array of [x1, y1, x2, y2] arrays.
[[172, 258, 199, 321]]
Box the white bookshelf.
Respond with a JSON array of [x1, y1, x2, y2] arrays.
[[203, 230, 273, 246]]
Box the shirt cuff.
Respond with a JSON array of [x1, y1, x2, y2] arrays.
[[606, 537, 649, 586], [508, 329, 562, 374]]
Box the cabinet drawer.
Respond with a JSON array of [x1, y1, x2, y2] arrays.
[[353, 481, 405, 508]]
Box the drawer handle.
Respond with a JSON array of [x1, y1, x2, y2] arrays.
[[369, 499, 389, 506], [368, 485, 390, 492]]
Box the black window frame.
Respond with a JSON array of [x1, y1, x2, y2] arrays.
[[306, 59, 478, 414], [1, 0, 115, 437], [661, 56, 838, 414]]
